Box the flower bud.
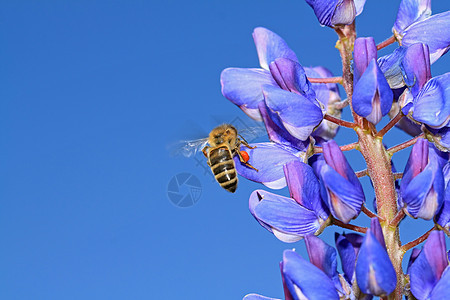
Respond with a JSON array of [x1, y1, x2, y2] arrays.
[[353, 37, 377, 83], [249, 190, 325, 243], [409, 231, 449, 299], [317, 140, 365, 223], [353, 59, 394, 124], [400, 138, 445, 220], [355, 220, 396, 296], [282, 249, 339, 299], [305, 0, 366, 27]]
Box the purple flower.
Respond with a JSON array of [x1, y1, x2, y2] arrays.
[[304, 235, 344, 295], [393, 0, 431, 34], [221, 27, 326, 145], [316, 140, 365, 223], [353, 59, 394, 124], [400, 11, 450, 63], [263, 85, 324, 141], [378, 46, 408, 89], [282, 249, 340, 299], [410, 72, 450, 129], [221, 27, 302, 121], [400, 139, 445, 220], [249, 190, 324, 242], [304, 66, 342, 142], [335, 232, 364, 283], [305, 0, 366, 27], [409, 231, 449, 299], [425, 126, 450, 152], [435, 161, 450, 229], [353, 37, 377, 83], [355, 218, 397, 296], [248, 161, 328, 242], [234, 142, 304, 189], [401, 43, 431, 99]]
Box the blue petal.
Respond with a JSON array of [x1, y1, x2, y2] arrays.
[[305, 0, 356, 27], [282, 250, 340, 299], [400, 43, 431, 97], [234, 142, 301, 189], [378, 46, 408, 89], [221, 68, 278, 121], [393, 0, 432, 33], [353, 59, 394, 124], [305, 67, 342, 141], [354, 0, 366, 16], [426, 126, 450, 152], [353, 37, 377, 83], [321, 165, 364, 223], [400, 138, 428, 190], [253, 27, 298, 70], [402, 11, 450, 63], [410, 231, 448, 300], [320, 141, 365, 223], [258, 103, 310, 151], [284, 160, 329, 220], [430, 266, 450, 300], [355, 231, 397, 296], [249, 190, 321, 243], [406, 248, 421, 274], [263, 85, 324, 141], [335, 232, 363, 283], [243, 294, 280, 300], [435, 195, 450, 229], [269, 58, 315, 100], [401, 156, 445, 220], [305, 235, 343, 293], [412, 72, 450, 128], [369, 217, 386, 249]]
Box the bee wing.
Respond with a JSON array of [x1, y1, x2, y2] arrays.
[[238, 125, 268, 143], [170, 138, 209, 158]]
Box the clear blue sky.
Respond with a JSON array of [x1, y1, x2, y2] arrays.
[[0, 1, 448, 299]]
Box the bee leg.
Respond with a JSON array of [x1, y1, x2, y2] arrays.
[[236, 150, 259, 172], [202, 146, 209, 158], [238, 135, 256, 149], [202, 146, 211, 166]]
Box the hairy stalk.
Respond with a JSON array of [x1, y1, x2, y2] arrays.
[[376, 111, 404, 137], [332, 218, 367, 233], [377, 35, 396, 50], [390, 210, 405, 227], [334, 98, 349, 109], [388, 134, 425, 154], [336, 24, 404, 300], [362, 205, 379, 219], [401, 227, 435, 253], [355, 169, 368, 178], [307, 76, 343, 84], [314, 142, 358, 154], [324, 114, 357, 128]]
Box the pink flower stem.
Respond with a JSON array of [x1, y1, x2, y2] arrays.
[[307, 76, 343, 84], [401, 227, 435, 253], [377, 35, 396, 50], [387, 134, 425, 154], [324, 114, 357, 128], [376, 111, 404, 137]]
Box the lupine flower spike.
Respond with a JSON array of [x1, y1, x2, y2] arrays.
[[211, 1, 450, 299]]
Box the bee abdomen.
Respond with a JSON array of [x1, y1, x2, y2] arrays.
[[210, 147, 238, 193]]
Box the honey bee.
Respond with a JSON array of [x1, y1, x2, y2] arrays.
[[173, 124, 261, 192], [202, 124, 258, 193]]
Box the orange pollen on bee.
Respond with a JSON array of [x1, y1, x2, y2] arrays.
[[240, 150, 250, 163]]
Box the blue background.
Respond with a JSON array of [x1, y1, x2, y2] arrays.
[[1, 1, 449, 299]]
